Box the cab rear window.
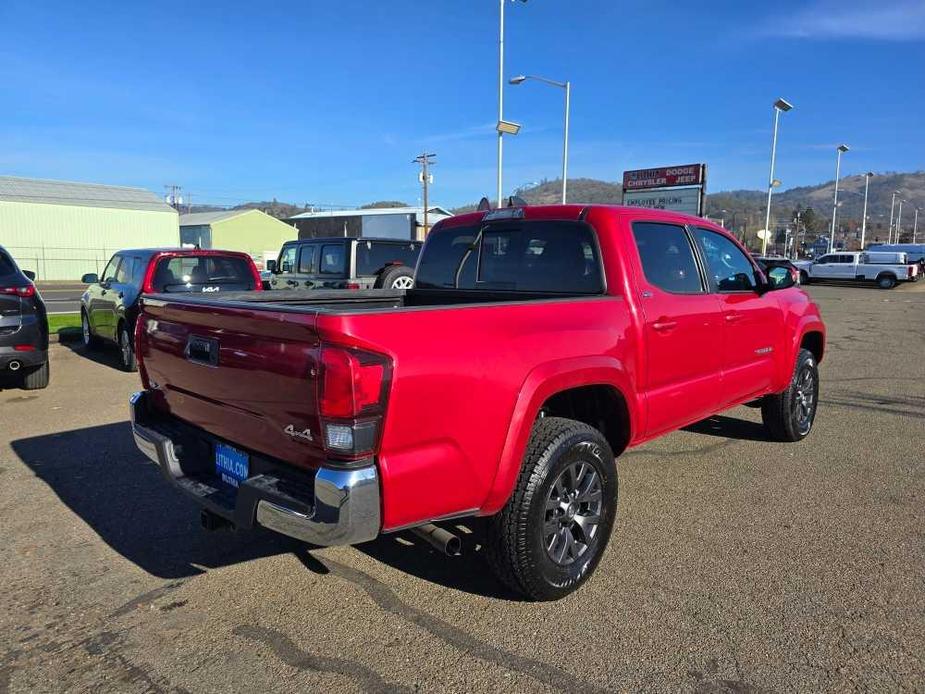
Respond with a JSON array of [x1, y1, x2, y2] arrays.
[[151, 255, 255, 292], [416, 221, 603, 293]]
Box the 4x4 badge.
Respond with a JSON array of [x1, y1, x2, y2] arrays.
[[284, 424, 314, 442]]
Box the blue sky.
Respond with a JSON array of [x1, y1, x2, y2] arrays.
[[1, 0, 923, 208]]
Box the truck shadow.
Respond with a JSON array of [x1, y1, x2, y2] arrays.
[[10, 422, 298, 579], [11, 422, 514, 598], [682, 414, 773, 442]]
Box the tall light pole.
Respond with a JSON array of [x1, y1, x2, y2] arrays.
[[914, 208, 919, 243], [829, 144, 849, 252], [497, 0, 528, 208], [888, 191, 899, 243], [860, 172, 873, 250], [896, 199, 904, 242], [509, 74, 571, 203], [762, 98, 793, 256]]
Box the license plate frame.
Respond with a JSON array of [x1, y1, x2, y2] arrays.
[[214, 442, 249, 488]]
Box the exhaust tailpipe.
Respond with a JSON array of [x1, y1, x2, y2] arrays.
[[410, 523, 461, 556], [8, 360, 21, 372]]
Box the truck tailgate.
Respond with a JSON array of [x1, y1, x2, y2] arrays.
[[137, 297, 327, 470]]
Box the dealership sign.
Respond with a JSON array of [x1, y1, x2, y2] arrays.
[[622, 163, 707, 215], [623, 164, 704, 191], [622, 187, 702, 216]]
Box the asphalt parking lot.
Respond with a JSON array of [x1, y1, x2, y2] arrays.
[[1, 283, 923, 693]]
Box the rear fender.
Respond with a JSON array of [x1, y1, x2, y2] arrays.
[[480, 356, 637, 515]]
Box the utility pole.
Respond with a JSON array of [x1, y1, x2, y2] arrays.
[[914, 208, 919, 243], [164, 184, 184, 212], [897, 199, 904, 242], [414, 153, 436, 235]]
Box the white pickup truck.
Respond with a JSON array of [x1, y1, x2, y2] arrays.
[[794, 251, 919, 289]]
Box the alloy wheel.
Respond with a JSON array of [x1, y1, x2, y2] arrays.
[[793, 365, 817, 435], [391, 276, 414, 289], [544, 461, 603, 566]]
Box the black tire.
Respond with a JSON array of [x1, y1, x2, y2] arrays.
[[799, 271, 810, 285], [761, 348, 819, 442], [485, 417, 618, 601], [81, 310, 103, 349], [375, 265, 415, 289], [118, 323, 138, 372], [21, 360, 50, 390], [877, 273, 897, 289]]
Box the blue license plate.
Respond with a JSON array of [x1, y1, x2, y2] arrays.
[[215, 442, 249, 487]]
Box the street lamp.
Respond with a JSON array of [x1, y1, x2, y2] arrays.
[[762, 97, 793, 256], [829, 144, 849, 253], [889, 191, 899, 243], [897, 199, 904, 242], [509, 74, 571, 203], [497, 0, 528, 208], [914, 207, 920, 243], [860, 172, 873, 250]]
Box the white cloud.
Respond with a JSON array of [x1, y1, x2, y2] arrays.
[[769, 0, 925, 40]]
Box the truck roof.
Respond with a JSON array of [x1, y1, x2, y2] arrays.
[[282, 237, 422, 245], [437, 204, 723, 231]]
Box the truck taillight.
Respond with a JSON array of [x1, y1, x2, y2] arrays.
[[317, 345, 391, 459]]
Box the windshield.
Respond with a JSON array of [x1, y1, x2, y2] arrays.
[[416, 221, 603, 293]]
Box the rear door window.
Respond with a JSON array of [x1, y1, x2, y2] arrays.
[[355, 241, 420, 276], [319, 244, 346, 275], [631, 222, 703, 294], [416, 221, 602, 293], [151, 255, 255, 292], [298, 245, 317, 274]]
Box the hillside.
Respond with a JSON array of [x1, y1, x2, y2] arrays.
[[453, 172, 925, 245]]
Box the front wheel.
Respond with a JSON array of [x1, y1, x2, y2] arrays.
[[485, 417, 618, 601], [118, 324, 137, 372], [761, 348, 819, 442], [799, 271, 810, 285]]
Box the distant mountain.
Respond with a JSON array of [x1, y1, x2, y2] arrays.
[[453, 172, 925, 246]]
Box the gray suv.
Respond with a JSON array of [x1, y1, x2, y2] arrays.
[[268, 237, 422, 290], [0, 245, 49, 389]]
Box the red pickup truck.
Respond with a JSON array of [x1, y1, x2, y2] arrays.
[[130, 204, 825, 600]]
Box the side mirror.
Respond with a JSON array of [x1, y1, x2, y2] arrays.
[[265, 259, 277, 273], [81, 273, 99, 284], [766, 265, 797, 290], [22, 270, 36, 281]]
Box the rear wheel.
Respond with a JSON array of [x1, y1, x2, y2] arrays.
[[118, 323, 137, 372], [21, 360, 50, 390], [877, 273, 897, 289], [81, 310, 102, 349], [376, 265, 415, 289], [799, 271, 810, 285], [485, 417, 618, 601], [761, 348, 819, 442]]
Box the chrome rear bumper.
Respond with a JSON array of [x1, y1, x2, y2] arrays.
[[129, 390, 381, 546]]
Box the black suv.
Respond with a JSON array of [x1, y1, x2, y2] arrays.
[[268, 237, 422, 290], [0, 245, 49, 389]]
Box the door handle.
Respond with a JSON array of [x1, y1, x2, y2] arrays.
[[652, 320, 677, 331], [725, 313, 744, 323]]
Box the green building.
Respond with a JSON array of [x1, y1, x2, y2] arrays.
[[179, 209, 297, 269], [0, 176, 179, 280]]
